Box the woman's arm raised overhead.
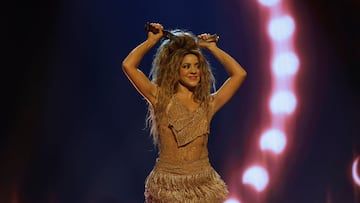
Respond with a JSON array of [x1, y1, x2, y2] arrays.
[[198, 34, 247, 114], [122, 23, 164, 106]]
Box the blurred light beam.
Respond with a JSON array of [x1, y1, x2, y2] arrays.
[[272, 52, 299, 77], [260, 129, 286, 154], [352, 156, 360, 186], [224, 198, 241, 203], [242, 165, 269, 192], [258, 0, 280, 7], [270, 91, 297, 114], [268, 16, 295, 41]]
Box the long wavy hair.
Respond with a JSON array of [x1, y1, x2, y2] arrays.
[[147, 30, 216, 145]]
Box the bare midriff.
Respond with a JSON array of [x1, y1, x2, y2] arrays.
[[157, 125, 209, 164]]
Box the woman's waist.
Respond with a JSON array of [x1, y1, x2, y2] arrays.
[[154, 156, 211, 175], [158, 145, 208, 161]]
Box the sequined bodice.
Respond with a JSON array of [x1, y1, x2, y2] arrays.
[[157, 96, 214, 163]]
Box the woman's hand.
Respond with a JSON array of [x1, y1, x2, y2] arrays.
[[147, 23, 164, 44], [197, 33, 218, 49]]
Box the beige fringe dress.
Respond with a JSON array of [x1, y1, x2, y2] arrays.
[[145, 96, 228, 203]]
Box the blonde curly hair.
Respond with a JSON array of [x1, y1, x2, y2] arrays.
[[147, 30, 216, 145]]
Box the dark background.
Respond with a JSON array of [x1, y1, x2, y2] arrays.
[[2, 0, 359, 202]]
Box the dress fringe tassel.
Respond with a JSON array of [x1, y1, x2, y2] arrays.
[[145, 158, 228, 203]]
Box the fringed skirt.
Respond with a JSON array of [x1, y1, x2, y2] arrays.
[[144, 158, 228, 203]]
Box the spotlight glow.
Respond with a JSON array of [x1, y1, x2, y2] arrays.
[[268, 16, 295, 41], [260, 129, 286, 154], [242, 166, 269, 192], [258, 0, 280, 7], [224, 198, 241, 203], [229, 0, 300, 199], [352, 156, 360, 186], [272, 52, 299, 77], [270, 91, 297, 114]]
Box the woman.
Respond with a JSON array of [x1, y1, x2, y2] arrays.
[[122, 22, 247, 203]]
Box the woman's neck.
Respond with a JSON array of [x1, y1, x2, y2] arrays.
[[176, 84, 195, 99]]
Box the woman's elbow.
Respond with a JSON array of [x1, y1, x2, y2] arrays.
[[121, 60, 131, 72], [238, 68, 247, 79]]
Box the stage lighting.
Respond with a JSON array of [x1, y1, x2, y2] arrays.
[[242, 166, 269, 192], [260, 129, 286, 154], [258, 0, 280, 7], [224, 198, 241, 203], [272, 52, 299, 77], [268, 16, 295, 41], [269, 91, 297, 114]]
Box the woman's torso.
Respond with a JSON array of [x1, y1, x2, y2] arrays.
[[156, 96, 213, 164]]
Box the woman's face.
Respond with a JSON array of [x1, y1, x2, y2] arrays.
[[178, 54, 201, 89]]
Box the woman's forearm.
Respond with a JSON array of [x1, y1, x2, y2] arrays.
[[122, 39, 157, 71], [207, 46, 247, 78]]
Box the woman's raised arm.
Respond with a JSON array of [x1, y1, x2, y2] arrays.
[[122, 23, 163, 105], [198, 34, 247, 113]]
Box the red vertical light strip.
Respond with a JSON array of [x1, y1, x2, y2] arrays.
[[226, 0, 300, 202]]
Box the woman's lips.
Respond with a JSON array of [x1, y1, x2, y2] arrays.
[[188, 76, 198, 80]]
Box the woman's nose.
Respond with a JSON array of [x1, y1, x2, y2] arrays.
[[190, 66, 197, 73]]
